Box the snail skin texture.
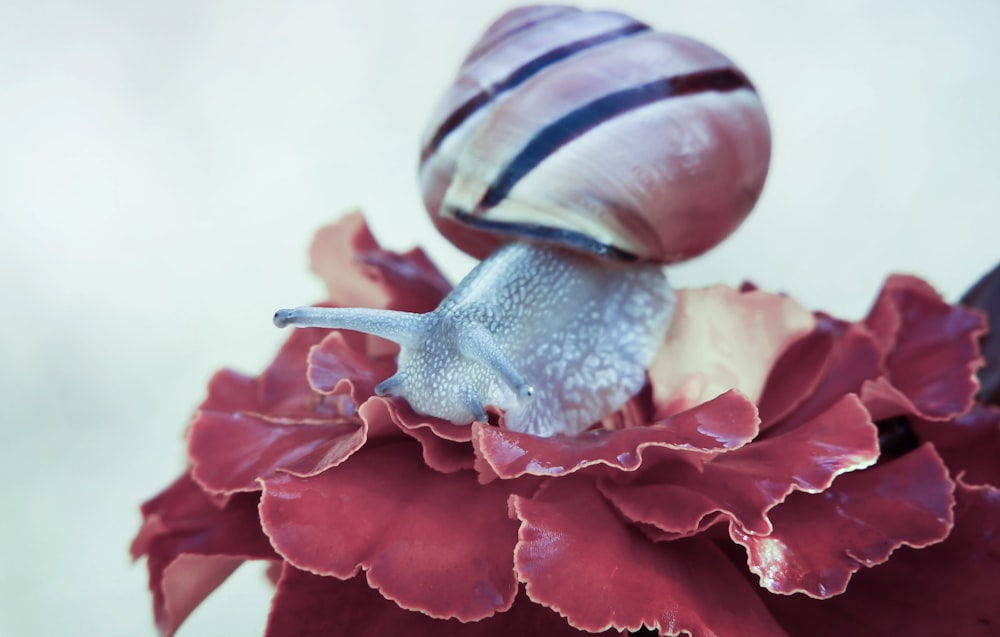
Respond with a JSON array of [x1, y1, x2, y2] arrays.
[[275, 5, 771, 438]]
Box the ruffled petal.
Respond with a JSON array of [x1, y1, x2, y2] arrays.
[[201, 328, 341, 420], [259, 440, 534, 621], [600, 394, 878, 538], [961, 261, 1000, 404], [865, 274, 986, 420], [131, 474, 276, 636], [473, 390, 759, 482], [188, 411, 366, 494], [306, 330, 397, 407], [265, 565, 601, 637], [380, 398, 476, 473], [912, 403, 1000, 487], [762, 479, 1000, 636], [649, 286, 815, 417], [732, 444, 954, 598], [763, 320, 881, 435], [754, 317, 836, 428], [309, 211, 451, 313], [511, 475, 788, 636]]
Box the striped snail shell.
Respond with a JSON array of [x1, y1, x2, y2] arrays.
[[420, 5, 771, 263], [276, 6, 770, 438]]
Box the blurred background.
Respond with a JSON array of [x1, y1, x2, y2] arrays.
[[1, 0, 997, 635]]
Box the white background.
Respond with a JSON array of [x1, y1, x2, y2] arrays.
[[1, 1, 998, 635]]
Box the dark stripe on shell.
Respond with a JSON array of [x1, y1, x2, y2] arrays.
[[464, 7, 576, 66], [420, 21, 650, 163], [479, 68, 754, 209], [451, 209, 638, 261]]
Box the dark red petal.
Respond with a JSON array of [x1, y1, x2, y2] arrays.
[[649, 286, 815, 418], [201, 327, 338, 420], [763, 320, 882, 436], [961, 261, 1000, 404], [309, 211, 451, 312], [357, 246, 454, 313], [379, 397, 476, 473], [859, 376, 928, 422], [188, 411, 366, 493], [266, 565, 603, 637], [154, 555, 244, 637], [755, 316, 836, 428], [600, 394, 878, 538], [865, 274, 986, 420], [762, 479, 1000, 636], [732, 444, 954, 598], [912, 403, 1000, 487], [474, 390, 759, 481], [259, 440, 534, 621], [306, 330, 397, 407], [512, 475, 788, 636], [390, 397, 475, 443], [132, 474, 276, 636]]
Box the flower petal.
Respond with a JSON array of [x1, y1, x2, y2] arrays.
[[961, 261, 1000, 404], [259, 440, 534, 621], [754, 317, 836, 428], [188, 411, 366, 493], [763, 319, 881, 435], [266, 565, 601, 637], [732, 444, 954, 598], [649, 286, 815, 417], [511, 475, 788, 636], [912, 403, 1000, 487], [201, 327, 341, 420], [309, 211, 451, 312], [600, 394, 878, 537], [762, 479, 1000, 636], [306, 330, 397, 407], [473, 389, 759, 481], [369, 397, 476, 473], [865, 274, 986, 420], [131, 474, 276, 636]]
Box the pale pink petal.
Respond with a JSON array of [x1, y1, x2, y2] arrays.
[[649, 286, 815, 418], [309, 211, 450, 312]]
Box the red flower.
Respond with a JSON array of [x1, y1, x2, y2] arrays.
[[132, 213, 999, 636]]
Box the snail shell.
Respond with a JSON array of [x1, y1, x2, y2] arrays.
[[420, 5, 771, 263], [277, 6, 769, 437]]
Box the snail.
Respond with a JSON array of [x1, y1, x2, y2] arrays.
[[274, 5, 771, 438]]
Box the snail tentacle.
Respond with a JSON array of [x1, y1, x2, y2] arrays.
[[374, 374, 405, 397], [273, 307, 428, 350], [464, 389, 489, 424], [455, 319, 535, 401]]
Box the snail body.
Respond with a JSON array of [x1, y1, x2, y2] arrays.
[[275, 6, 771, 437], [276, 242, 672, 436]]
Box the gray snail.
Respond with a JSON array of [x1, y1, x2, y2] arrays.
[[274, 5, 771, 438]]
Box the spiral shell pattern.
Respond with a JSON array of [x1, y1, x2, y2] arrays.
[[419, 5, 771, 264]]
